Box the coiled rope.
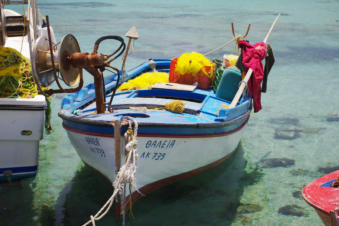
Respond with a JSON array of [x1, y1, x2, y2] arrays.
[[165, 100, 185, 113], [82, 117, 139, 226]]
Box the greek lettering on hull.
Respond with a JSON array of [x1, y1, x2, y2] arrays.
[[145, 140, 176, 150]]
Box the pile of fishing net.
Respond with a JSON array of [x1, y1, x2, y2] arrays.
[[117, 71, 169, 91], [0, 47, 38, 98], [169, 52, 215, 89], [175, 52, 214, 79]]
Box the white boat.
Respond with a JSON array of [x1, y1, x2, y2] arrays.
[[59, 59, 251, 201], [52, 15, 278, 223], [0, 0, 56, 181]]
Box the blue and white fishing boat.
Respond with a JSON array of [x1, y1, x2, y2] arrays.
[[56, 15, 278, 218], [59, 58, 251, 199], [23, 12, 278, 221]]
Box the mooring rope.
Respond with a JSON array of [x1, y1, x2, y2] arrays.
[[204, 37, 236, 56], [82, 117, 139, 226]]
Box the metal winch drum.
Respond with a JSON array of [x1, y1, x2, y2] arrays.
[[34, 33, 82, 87]]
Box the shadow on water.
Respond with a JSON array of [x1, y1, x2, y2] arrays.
[[61, 164, 118, 226], [0, 178, 57, 226], [62, 142, 263, 226], [0, 179, 35, 226]]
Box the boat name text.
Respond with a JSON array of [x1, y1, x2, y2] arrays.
[[145, 139, 176, 150], [85, 137, 100, 146]]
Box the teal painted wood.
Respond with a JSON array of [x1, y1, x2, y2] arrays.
[[215, 68, 242, 102]]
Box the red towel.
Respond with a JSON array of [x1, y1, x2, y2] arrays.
[[238, 40, 266, 112]]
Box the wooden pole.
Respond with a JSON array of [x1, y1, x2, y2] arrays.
[[113, 119, 123, 218], [121, 38, 131, 72], [229, 14, 280, 108], [114, 120, 121, 172], [121, 26, 138, 82]]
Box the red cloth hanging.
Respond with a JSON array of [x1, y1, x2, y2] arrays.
[[238, 40, 266, 112]]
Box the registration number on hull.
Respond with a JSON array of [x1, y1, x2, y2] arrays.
[[140, 139, 177, 161]]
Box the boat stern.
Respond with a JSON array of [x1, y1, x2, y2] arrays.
[[0, 95, 46, 182]]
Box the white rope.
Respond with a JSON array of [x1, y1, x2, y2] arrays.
[[203, 37, 236, 56], [114, 117, 139, 192], [82, 117, 139, 226]]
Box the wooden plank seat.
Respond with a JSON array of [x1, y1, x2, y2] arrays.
[[110, 97, 202, 114]]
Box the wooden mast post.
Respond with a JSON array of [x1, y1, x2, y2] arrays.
[[113, 119, 123, 217], [114, 120, 121, 173], [121, 26, 139, 82]]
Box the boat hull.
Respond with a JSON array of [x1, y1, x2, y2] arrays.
[[302, 170, 339, 226], [0, 95, 46, 182], [62, 114, 249, 199], [314, 209, 337, 226]]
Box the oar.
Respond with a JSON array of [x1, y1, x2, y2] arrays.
[[121, 26, 139, 82], [229, 14, 280, 108]]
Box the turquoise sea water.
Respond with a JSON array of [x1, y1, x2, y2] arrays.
[[1, 0, 339, 225]]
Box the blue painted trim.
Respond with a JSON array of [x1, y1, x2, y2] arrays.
[[0, 166, 38, 174], [0, 166, 38, 182], [62, 114, 248, 137], [321, 179, 336, 187], [63, 120, 115, 135], [136, 89, 206, 102]]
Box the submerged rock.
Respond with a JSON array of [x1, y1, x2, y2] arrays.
[[237, 203, 263, 214], [260, 158, 295, 168], [326, 114, 339, 122], [269, 117, 299, 126], [274, 129, 301, 140], [274, 126, 324, 140], [278, 205, 308, 217], [318, 166, 339, 174], [292, 191, 303, 200], [301, 127, 325, 134]]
